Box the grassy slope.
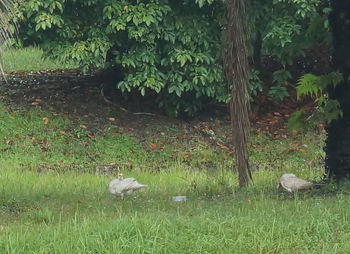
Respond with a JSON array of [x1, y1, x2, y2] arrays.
[[2, 47, 76, 72], [1, 48, 349, 253]]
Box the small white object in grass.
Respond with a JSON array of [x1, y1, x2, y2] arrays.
[[172, 196, 187, 202], [109, 173, 147, 198]]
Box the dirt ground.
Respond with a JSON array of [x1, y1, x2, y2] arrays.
[[0, 69, 316, 146]]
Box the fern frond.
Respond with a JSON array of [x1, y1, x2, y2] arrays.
[[296, 74, 322, 98], [320, 71, 343, 88], [322, 99, 343, 123], [293, 71, 344, 131], [296, 71, 343, 99]]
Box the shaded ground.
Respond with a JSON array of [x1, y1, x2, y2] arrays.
[[0, 69, 318, 149], [1, 69, 183, 132]]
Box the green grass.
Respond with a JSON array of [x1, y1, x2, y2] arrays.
[[1, 46, 76, 72], [1, 102, 349, 254], [1, 48, 349, 253]]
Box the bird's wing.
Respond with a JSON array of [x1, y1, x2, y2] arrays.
[[121, 177, 136, 184], [122, 178, 147, 191], [109, 178, 147, 196], [293, 177, 313, 190], [282, 177, 313, 192]]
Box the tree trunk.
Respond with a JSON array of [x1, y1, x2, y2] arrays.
[[225, 0, 252, 187], [325, 1, 350, 179]]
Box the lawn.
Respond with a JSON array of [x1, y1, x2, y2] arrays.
[[0, 47, 349, 254], [1, 46, 76, 72]]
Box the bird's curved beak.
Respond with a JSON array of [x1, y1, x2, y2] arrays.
[[276, 183, 281, 189]]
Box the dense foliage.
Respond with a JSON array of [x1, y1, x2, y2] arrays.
[[10, 0, 330, 115], [288, 71, 343, 130]]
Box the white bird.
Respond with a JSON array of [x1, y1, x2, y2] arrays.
[[108, 173, 147, 197], [276, 173, 313, 192]]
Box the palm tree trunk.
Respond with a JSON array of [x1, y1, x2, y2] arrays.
[[325, 1, 350, 179], [225, 0, 252, 187]]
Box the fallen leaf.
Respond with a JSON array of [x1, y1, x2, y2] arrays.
[[40, 146, 49, 151], [291, 130, 299, 135], [80, 125, 87, 129], [219, 144, 231, 151], [87, 132, 95, 138], [42, 117, 49, 125], [297, 148, 306, 153], [150, 143, 158, 149], [31, 98, 44, 106], [6, 140, 14, 145], [183, 153, 191, 159], [107, 117, 116, 121]]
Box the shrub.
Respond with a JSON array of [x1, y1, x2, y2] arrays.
[[11, 0, 330, 115], [11, 0, 227, 115]]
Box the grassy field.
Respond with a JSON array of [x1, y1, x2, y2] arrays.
[[1, 47, 349, 253], [1, 46, 76, 72]]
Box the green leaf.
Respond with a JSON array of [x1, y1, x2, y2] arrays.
[[140, 87, 146, 96], [323, 99, 343, 123]]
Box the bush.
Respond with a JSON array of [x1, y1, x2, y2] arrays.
[[12, 0, 227, 115], [11, 0, 329, 115]]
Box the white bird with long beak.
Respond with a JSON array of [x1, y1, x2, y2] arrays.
[[277, 173, 313, 192], [108, 173, 147, 198]]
